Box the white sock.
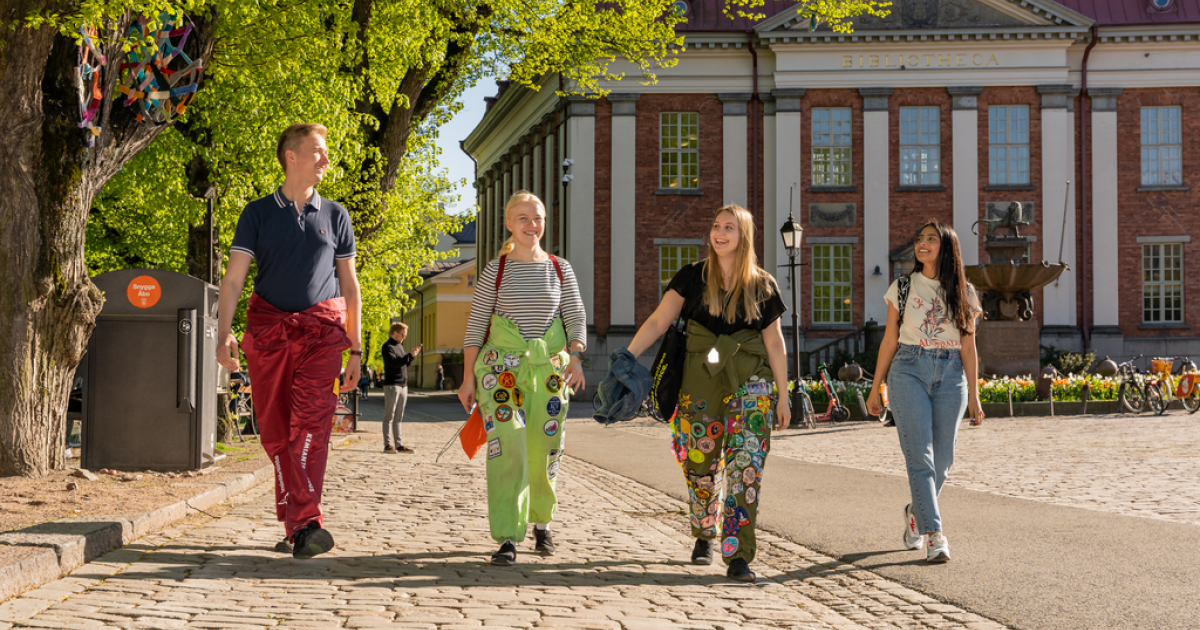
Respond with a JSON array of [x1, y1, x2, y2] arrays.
[[535, 523, 548, 531]]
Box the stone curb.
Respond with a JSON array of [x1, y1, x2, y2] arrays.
[[0, 433, 365, 604]]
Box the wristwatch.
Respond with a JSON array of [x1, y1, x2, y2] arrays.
[[348, 349, 363, 356], [569, 350, 584, 360]]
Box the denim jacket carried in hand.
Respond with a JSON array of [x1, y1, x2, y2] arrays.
[[592, 347, 653, 424]]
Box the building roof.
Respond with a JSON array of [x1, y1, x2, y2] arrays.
[[1056, 0, 1199, 26], [418, 259, 471, 279], [675, 0, 796, 31], [674, 0, 1197, 32], [450, 220, 476, 245]]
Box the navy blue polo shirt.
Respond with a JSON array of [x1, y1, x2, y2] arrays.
[[230, 188, 356, 313]]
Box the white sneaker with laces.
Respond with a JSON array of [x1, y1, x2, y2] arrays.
[[927, 532, 951, 563], [903, 504, 924, 551]]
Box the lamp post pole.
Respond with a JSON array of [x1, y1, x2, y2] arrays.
[[779, 185, 804, 415]]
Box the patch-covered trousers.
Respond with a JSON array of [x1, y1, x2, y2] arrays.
[[474, 314, 570, 543], [672, 322, 775, 565], [242, 294, 350, 536]]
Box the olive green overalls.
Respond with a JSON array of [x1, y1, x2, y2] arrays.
[[671, 321, 776, 564], [473, 314, 570, 544]]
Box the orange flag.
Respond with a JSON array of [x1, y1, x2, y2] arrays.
[[459, 405, 487, 459]]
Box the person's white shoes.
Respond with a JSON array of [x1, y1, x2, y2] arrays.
[[927, 532, 951, 563], [903, 504, 924, 551]]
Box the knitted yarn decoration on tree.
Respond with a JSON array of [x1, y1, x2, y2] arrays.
[[76, 27, 106, 146], [117, 11, 203, 125]]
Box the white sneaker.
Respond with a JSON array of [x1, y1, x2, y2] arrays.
[[927, 532, 951, 563], [903, 504, 924, 551]]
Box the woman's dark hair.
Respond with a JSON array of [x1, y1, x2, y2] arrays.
[[912, 221, 976, 336]]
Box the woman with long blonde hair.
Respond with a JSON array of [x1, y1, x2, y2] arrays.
[[459, 190, 587, 566], [625, 204, 790, 582]]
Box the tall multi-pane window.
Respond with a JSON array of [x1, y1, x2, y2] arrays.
[[988, 105, 1030, 185], [659, 245, 700, 296], [900, 106, 941, 185], [1143, 243, 1184, 323], [812, 244, 852, 324], [812, 108, 853, 186], [1141, 106, 1182, 185], [660, 112, 699, 189]]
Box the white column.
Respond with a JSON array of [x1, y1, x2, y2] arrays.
[[1090, 88, 1122, 327], [609, 94, 639, 327], [543, 131, 556, 252], [772, 89, 805, 337], [763, 97, 777, 275], [521, 148, 530, 190], [860, 88, 892, 324], [566, 97, 596, 324], [949, 86, 982, 266], [1039, 86, 1078, 327], [532, 145, 541, 200], [720, 93, 750, 207]]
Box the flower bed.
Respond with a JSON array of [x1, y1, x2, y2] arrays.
[[794, 375, 1121, 406]]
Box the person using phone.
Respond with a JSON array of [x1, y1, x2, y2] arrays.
[[381, 324, 420, 453]]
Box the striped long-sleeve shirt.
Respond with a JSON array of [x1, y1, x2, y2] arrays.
[[464, 256, 588, 349]]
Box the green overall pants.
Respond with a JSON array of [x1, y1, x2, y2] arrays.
[[671, 321, 776, 564], [474, 314, 570, 543]]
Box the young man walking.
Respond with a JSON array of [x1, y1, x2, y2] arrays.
[[381, 322, 420, 453], [216, 123, 361, 559]]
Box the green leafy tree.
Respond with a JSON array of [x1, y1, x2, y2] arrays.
[[1, 0, 886, 476]]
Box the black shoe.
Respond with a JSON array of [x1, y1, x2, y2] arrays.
[[691, 538, 713, 565], [274, 538, 293, 554], [396, 445, 414, 453], [534, 528, 556, 555], [383, 446, 397, 453], [292, 522, 335, 559], [726, 558, 756, 582], [491, 541, 517, 566]]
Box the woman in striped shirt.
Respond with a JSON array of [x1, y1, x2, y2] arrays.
[[458, 190, 588, 566]]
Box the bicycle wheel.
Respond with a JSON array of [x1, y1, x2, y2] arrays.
[[800, 392, 816, 430], [1119, 381, 1146, 414], [1147, 382, 1167, 415], [832, 405, 851, 423], [1183, 386, 1200, 414]]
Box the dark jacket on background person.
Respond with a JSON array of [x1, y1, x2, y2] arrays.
[[382, 339, 415, 386]]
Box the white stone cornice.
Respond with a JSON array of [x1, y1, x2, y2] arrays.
[[759, 26, 1087, 45], [1096, 26, 1200, 44]]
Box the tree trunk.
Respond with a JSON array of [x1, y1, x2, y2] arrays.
[[0, 9, 215, 476]]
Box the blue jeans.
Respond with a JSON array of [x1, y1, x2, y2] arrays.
[[888, 343, 967, 535]]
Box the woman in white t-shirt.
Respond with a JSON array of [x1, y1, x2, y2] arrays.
[[866, 221, 983, 564]]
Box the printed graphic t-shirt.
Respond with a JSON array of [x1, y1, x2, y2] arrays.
[[883, 273, 982, 350], [666, 261, 786, 336]]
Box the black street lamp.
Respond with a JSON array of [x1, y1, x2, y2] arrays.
[[779, 185, 804, 412]]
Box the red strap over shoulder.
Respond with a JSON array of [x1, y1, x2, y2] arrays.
[[548, 255, 564, 284], [495, 255, 506, 290]]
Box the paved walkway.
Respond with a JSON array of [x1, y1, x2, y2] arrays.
[[619, 411, 1200, 525], [0, 413, 1005, 630]]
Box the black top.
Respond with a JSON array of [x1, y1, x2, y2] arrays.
[[230, 188, 356, 313], [666, 261, 786, 336], [381, 339, 415, 386]]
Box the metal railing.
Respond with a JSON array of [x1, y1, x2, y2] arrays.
[[802, 323, 877, 376]]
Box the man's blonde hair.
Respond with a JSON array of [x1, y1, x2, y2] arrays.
[[390, 322, 408, 335], [276, 123, 328, 172]]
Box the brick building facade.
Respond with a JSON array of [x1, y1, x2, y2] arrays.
[[463, 0, 1200, 377]]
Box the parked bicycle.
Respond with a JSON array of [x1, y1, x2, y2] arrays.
[[1146, 356, 1200, 415], [1116, 355, 1157, 414], [838, 362, 891, 426]]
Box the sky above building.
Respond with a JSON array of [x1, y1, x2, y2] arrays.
[[435, 80, 492, 215]]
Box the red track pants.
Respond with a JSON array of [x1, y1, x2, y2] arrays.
[[242, 294, 350, 536]]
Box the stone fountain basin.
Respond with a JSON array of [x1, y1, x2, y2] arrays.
[[964, 262, 1068, 293]]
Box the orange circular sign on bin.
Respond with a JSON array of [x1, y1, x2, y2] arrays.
[[126, 275, 162, 309]]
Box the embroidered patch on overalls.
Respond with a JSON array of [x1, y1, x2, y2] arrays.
[[546, 397, 562, 417], [544, 419, 559, 436], [483, 349, 500, 366], [488, 439, 502, 459], [495, 406, 513, 422], [482, 373, 498, 390], [493, 389, 510, 404]]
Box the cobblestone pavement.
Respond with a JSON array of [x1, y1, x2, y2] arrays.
[[619, 411, 1200, 526], [0, 416, 1005, 630]]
